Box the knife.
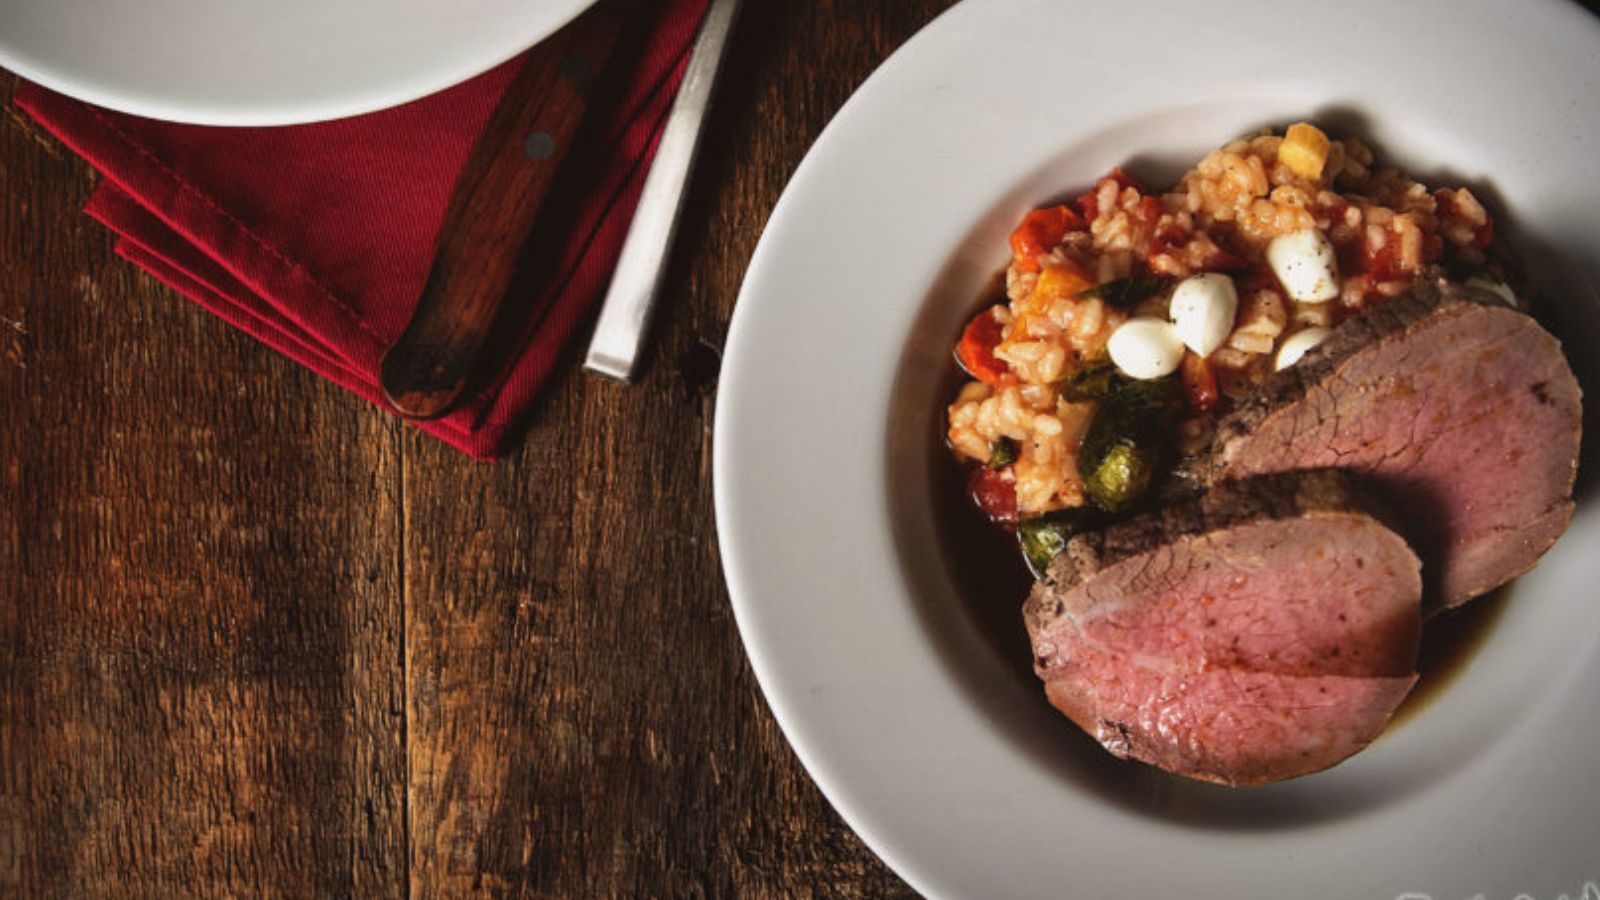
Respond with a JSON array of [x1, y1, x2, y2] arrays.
[[379, 3, 626, 421]]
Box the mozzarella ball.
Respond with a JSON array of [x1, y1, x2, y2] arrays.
[[1168, 273, 1239, 357], [1464, 275, 1517, 306], [1266, 229, 1340, 303], [1275, 326, 1334, 370], [1108, 318, 1185, 380]]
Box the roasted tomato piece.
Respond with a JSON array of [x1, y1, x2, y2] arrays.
[[968, 465, 1019, 525], [1180, 351, 1220, 414], [955, 305, 1012, 386], [1009, 205, 1085, 274], [1148, 224, 1247, 273], [1135, 195, 1163, 229]]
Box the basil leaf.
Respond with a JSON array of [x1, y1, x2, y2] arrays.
[[1076, 275, 1170, 310]]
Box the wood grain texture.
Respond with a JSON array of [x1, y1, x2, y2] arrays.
[[402, 6, 949, 896], [0, 2, 956, 897], [0, 75, 407, 897]]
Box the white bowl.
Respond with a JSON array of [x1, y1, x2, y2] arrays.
[[715, 0, 1600, 897]]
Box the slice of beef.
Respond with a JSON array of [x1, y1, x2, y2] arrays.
[[1204, 281, 1582, 607], [1024, 470, 1421, 785]]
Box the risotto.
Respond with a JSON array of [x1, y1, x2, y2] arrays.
[[947, 123, 1505, 528]]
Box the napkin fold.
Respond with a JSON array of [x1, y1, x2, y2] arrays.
[[14, 0, 709, 459]]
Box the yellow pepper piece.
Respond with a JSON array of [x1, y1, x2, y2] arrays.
[[1279, 122, 1331, 180], [1031, 262, 1095, 304]]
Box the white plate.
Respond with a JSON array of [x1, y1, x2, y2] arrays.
[[0, 0, 596, 125], [714, 0, 1600, 897]]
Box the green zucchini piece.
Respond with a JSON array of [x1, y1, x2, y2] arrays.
[[1077, 375, 1181, 513], [1018, 508, 1102, 580], [1061, 362, 1117, 402], [1082, 441, 1157, 513], [987, 437, 1020, 470]]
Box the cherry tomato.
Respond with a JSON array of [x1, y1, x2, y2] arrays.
[[968, 465, 1019, 525], [955, 306, 1012, 386], [1009, 205, 1085, 274]]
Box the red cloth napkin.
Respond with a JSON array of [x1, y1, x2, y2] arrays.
[[14, 0, 709, 459]]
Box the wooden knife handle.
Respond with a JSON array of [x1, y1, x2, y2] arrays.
[[380, 6, 625, 421]]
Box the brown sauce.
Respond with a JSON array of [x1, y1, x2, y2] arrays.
[[1390, 585, 1511, 728], [929, 386, 1037, 687], [930, 276, 1037, 687]]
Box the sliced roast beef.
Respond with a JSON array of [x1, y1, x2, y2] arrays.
[[1024, 470, 1421, 785], [1204, 281, 1581, 607]]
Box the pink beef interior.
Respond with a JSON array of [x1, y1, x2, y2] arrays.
[[1032, 513, 1420, 785], [1219, 300, 1580, 605], [1045, 671, 1416, 787]]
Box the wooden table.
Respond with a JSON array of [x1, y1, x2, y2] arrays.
[[0, 3, 955, 896], [22, 2, 1600, 895]]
